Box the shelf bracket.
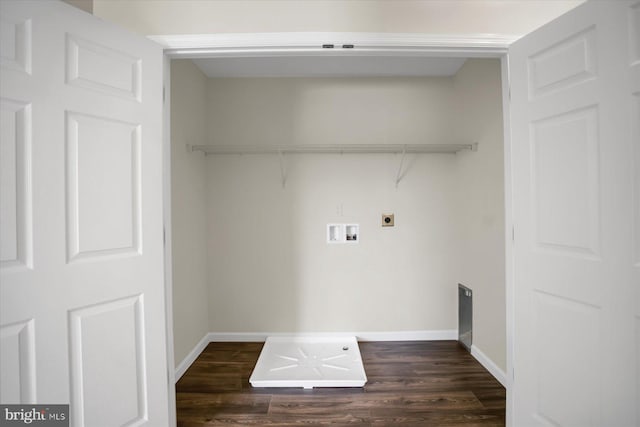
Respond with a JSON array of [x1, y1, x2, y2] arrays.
[[395, 145, 407, 188], [278, 150, 287, 189]]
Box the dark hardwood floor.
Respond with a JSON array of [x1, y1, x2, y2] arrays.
[[176, 341, 506, 426]]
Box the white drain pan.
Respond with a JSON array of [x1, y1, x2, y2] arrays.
[[249, 336, 367, 388]]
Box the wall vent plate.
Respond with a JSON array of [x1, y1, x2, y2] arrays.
[[382, 214, 394, 227]]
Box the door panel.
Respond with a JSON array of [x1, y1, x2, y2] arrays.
[[0, 98, 32, 271], [630, 2, 640, 425], [0, 8, 32, 75], [69, 295, 147, 426], [66, 112, 141, 261], [0, 319, 36, 404], [65, 34, 142, 102], [526, 27, 596, 99], [0, 1, 169, 425], [531, 105, 600, 259], [533, 292, 600, 427], [635, 94, 640, 267], [630, 3, 640, 66], [510, 1, 636, 426]]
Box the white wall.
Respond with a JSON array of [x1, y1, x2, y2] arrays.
[[93, 0, 583, 38], [207, 78, 454, 146], [453, 60, 506, 371], [205, 76, 458, 334], [62, 0, 93, 14], [170, 60, 210, 366], [207, 154, 459, 333]]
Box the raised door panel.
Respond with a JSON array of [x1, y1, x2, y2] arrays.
[[0, 319, 36, 404], [530, 106, 600, 259], [630, 2, 640, 67], [0, 98, 32, 271], [533, 293, 601, 426], [65, 112, 141, 262], [634, 93, 640, 267], [66, 34, 141, 102], [69, 296, 147, 427], [634, 94, 639, 419], [527, 27, 596, 99], [0, 9, 31, 75]]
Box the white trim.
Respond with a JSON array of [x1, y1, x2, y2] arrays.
[[150, 32, 516, 58], [501, 54, 515, 427], [161, 54, 177, 423], [174, 333, 211, 382], [207, 329, 457, 343], [471, 344, 508, 388]]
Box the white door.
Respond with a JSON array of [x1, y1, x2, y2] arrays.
[[510, 1, 638, 426], [0, 1, 170, 426]]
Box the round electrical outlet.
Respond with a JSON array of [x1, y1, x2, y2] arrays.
[[382, 214, 394, 227]]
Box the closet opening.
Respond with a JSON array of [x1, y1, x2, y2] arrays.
[[168, 52, 507, 390]]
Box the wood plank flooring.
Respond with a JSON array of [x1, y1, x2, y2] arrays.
[[176, 341, 505, 426]]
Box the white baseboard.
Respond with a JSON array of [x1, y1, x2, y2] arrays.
[[470, 344, 507, 388], [175, 329, 457, 383], [174, 334, 211, 382], [207, 329, 457, 342], [359, 330, 457, 341]]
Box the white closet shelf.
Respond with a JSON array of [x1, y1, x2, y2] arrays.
[[189, 143, 478, 188], [190, 143, 478, 155]]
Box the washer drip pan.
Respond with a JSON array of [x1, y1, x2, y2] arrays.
[[249, 336, 367, 389]]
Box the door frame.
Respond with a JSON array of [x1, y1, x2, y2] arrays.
[[158, 31, 516, 426], [151, 32, 517, 57], [162, 54, 177, 426]]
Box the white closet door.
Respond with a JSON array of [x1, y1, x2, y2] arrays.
[[0, 1, 169, 426], [509, 1, 638, 426]]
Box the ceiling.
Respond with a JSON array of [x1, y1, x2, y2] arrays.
[[192, 56, 467, 78]]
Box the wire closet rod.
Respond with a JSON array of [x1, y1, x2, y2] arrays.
[[190, 143, 477, 155]]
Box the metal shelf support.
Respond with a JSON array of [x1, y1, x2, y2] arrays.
[[278, 150, 287, 189], [395, 145, 407, 188]]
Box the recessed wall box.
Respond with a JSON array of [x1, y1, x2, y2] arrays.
[[382, 214, 394, 227], [345, 224, 359, 243], [327, 224, 344, 243], [327, 223, 359, 244]]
